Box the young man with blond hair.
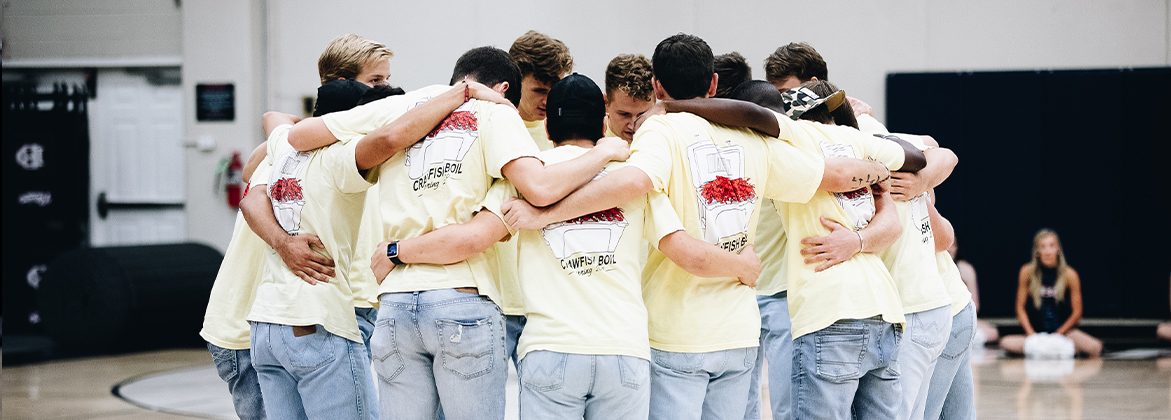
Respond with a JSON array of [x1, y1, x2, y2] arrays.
[[317, 34, 393, 86], [199, 34, 396, 420], [602, 53, 656, 142]]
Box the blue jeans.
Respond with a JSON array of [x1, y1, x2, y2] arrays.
[[519, 351, 650, 419], [898, 305, 952, 420], [504, 314, 527, 371], [792, 318, 902, 420], [746, 292, 793, 420], [356, 306, 378, 355], [250, 321, 378, 420], [372, 289, 507, 420], [207, 343, 266, 420], [649, 347, 758, 420], [923, 301, 976, 420]]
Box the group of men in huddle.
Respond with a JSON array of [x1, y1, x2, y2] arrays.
[[200, 29, 976, 420]]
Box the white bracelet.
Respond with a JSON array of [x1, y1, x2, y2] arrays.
[[856, 230, 865, 253]]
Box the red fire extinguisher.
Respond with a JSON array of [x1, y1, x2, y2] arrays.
[[226, 151, 244, 208]]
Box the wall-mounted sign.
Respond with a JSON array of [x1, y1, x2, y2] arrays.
[[196, 83, 235, 121]]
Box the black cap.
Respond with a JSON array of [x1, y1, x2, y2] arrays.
[[546, 73, 605, 120], [313, 79, 370, 117]]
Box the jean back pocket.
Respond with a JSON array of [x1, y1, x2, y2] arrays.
[[814, 324, 867, 382], [371, 318, 406, 383], [437, 317, 496, 380]]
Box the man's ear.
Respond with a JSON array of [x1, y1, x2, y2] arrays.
[[492, 81, 509, 96], [603, 93, 609, 105], [706, 73, 718, 98], [810, 76, 819, 81], [652, 78, 667, 100]]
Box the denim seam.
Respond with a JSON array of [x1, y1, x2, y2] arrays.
[[345, 336, 366, 419]]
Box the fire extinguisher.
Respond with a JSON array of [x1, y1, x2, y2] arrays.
[[226, 151, 244, 208]]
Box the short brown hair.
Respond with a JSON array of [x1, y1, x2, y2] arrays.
[[714, 52, 752, 98], [318, 34, 394, 85], [764, 42, 827, 83], [604, 54, 654, 102], [509, 30, 573, 84]]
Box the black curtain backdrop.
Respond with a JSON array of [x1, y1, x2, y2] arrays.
[[886, 67, 1171, 319]]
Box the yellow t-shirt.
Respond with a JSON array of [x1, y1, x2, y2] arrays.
[[492, 119, 555, 316], [878, 193, 952, 314], [627, 112, 824, 353], [246, 126, 377, 343], [525, 118, 556, 151], [856, 114, 890, 136], [327, 97, 540, 305], [936, 251, 974, 316], [200, 156, 274, 350], [347, 184, 381, 308], [772, 116, 909, 339], [322, 84, 452, 144], [754, 198, 789, 296], [483, 145, 684, 361]]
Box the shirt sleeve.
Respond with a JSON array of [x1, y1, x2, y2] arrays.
[[325, 138, 378, 194], [321, 100, 395, 145], [857, 130, 908, 170], [626, 117, 675, 194], [479, 102, 541, 179], [477, 178, 519, 235], [248, 154, 274, 189], [642, 191, 685, 248], [762, 136, 824, 204]]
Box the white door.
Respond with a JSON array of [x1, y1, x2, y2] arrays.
[[89, 68, 186, 246]]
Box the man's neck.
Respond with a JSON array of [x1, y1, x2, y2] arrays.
[[556, 138, 595, 149]]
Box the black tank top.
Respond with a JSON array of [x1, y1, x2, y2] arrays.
[[1026, 266, 1071, 333]]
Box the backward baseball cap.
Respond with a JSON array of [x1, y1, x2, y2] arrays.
[[779, 86, 845, 120]]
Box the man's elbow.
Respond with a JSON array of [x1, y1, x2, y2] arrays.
[[524, 188, 560, 208]]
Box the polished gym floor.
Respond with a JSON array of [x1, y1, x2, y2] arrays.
[[3, 347, 1170, 419]]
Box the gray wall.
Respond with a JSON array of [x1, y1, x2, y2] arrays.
[[4, 0, 1170, 251]]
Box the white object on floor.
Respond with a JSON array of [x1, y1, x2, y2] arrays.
[[1024, 332, 1075, 359]]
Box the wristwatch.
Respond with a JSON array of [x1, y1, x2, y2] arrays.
[[386, 241, 404, 266]]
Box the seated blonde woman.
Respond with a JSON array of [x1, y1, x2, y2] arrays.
[[1000, 229, 1102, 357]]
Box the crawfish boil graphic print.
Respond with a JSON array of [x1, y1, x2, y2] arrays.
[[687, 141, 755, 252], [269, 148, 313, 234], [404, 100, 479, 192], [541, 170, 629, 276], [818, 141, 875, 229]]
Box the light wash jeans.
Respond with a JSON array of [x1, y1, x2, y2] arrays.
[[649, 347, 758, 420], [207, 343, 266, 420], [745, 291, 793, 420], [923, 301, 976, 420], [898, 305, 953, 420], [504, 314, 527, 371], [519, 351, 650, 419], [371, 289, 507, 420], [250, 321, 378, 420], [791, 318, 902, 420]]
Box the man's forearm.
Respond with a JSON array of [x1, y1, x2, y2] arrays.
[[356, 84, 468, 170], [658, 230, 743, 278], [288, 117, 339, 151], [858, 192, 901, 252], [506, 148, 616, 207], [240, 188, 288, 248], [397, 211, 509, 265], [664, 98, 780, 137], [541, 166, 654, 223], [820, 158, 889, 192], [929, 199, 955, 252], [879, 135, 927, 172], [916, 147, 958, 190]]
